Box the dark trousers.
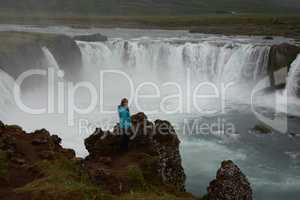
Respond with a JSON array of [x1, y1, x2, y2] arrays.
[[120, 128, 129, 151]]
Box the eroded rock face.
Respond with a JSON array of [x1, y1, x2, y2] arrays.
[[152, 119, 185, 191], [207, 160, 253, 200], [73, 33, 108, 42], [0, 124, 75, 163], [0, 121, 77, 199], [268, 43, 300, 88], [84, 112, 186, 193]]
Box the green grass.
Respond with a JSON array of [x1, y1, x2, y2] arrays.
[[127, 165, 146, 191], [0, 13, 300, 39], [0, 150, 8, 177], [16, 159, 112, 200], [15, 158, 198, 200]]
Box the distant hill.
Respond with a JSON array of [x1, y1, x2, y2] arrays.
[[0, 0, 300, 15]]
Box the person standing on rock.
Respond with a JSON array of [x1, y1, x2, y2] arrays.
[[118, 98, 131, 151]]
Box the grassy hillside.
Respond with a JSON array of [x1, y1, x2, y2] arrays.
[[0, 0, 299, 15]]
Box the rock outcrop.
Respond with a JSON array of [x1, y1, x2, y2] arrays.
[[84, 112, 186, 193], [73, 33, 108, 42], [207, 160, 253, 200], [0, 121, 76, 200], [268, 43, 300, 88], [0, 32, 82, 80]]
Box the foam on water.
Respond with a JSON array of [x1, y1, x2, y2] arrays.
[[0, 69, 16, 118]]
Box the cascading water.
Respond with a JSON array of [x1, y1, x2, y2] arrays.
[[0, 47, 61, 118], [77, 39, 270, 85], [0, 69, 16, 118], [76, 39, 271, 111], [286, 54, 300, 97], [42, 47, 61, 71]]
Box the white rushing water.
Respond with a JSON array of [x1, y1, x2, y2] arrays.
[[286, 54, 300, 97], [77, 40, 270, 84], [0, 69, 16, 118], [42, 47, 61, 71]]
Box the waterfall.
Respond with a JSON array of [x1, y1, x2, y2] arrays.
[[286, 54, 300, 97], [76, 41, 112, 69], [76, 39, 270, 85], [0, 69, 16, 117], [42, 47, 61, 71]]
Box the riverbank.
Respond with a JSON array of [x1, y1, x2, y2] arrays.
[[0, 14, 300, 40]]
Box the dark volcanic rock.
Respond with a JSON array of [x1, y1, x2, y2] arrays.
[[84, 112, 186, 192], [51, 135, 62, 145], [0, 121, 78, 199], [73, 33, 108, 42], [32, 138, 48, 145], [84, 128, 119, 157], [207, 160, 253, 200], [152, 119, 184, 191], [268, 43, 300, 88], [263, 36, 274, 40]]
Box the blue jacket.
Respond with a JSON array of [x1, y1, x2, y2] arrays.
[[118, 106, 131, 129]]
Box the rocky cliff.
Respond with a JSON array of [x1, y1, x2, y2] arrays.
[[84, 112, 186, 193], [268, 43, 300, 88], [0, 116, 253, 200], [0, 121, 76, 200]]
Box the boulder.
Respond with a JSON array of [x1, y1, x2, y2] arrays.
[[84, 112, 186, 192], [207, 160, 252, 200], [268, 43, 300, 88], [73, 33, 108, 42]]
